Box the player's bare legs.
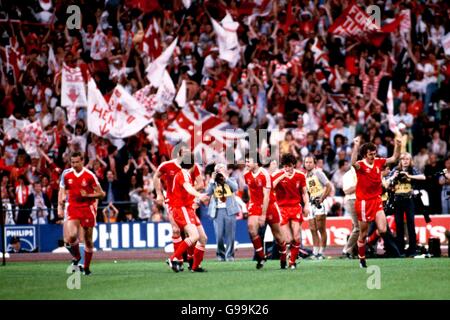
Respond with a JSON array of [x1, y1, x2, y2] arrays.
[[83, 227, 94, 275], [308, 218, 320, 258], [316, 215, 327, 258], [269, 223, 287, 269], [64, 219, 82, 267], [247, 215, 266, 268], [281, 224, 292, 244]]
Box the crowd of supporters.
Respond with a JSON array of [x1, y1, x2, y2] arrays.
[[0, 0, 449, 225]]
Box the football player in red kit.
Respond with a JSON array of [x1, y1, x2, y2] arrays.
[[351, 136, 401, 268], [58, 152, 105, 275], [272, 154, 310, 269], [167, 152, 209, 272], [244, 155, 287, 269], [154, 145, 204, 270]]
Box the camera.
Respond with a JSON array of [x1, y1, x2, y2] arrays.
[[393, 170, 409, 183], [311, 197, 322, 209], [215, 172, 225, 185]]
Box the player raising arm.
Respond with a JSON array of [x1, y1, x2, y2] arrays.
[[351, 136, 401, 268]]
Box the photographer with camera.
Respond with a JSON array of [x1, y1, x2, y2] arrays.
[[386, 153, 426, 256], [206, 164, 240, 262], [438, 156, 450, 214], [304, 155, 332, 259]]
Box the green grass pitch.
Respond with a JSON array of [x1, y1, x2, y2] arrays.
[[1, 258, 449, 300]]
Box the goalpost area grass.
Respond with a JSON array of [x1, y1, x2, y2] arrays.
[[1, 258, 449, 300]]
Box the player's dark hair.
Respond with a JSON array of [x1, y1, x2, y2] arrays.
[[281, 153, 297, 166], [70, 151, 83, 159], [180, 152, 195, 170], [360, 142, 377, 158]]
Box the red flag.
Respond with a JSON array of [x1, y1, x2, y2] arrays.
[[329, 3, 402, 47], [142, 18, 162, 60], [125, 0, 160, 13]]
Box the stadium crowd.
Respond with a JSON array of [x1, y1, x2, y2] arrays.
[[0, 0, 449, 227]]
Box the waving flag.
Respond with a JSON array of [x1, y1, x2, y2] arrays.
[[133, 84, 158, 119], [175, 80, 187, 108], [329, 3, 402, 47], [163, 103, 247, 163], [3, 116, 30, 140], [211, 12, 241, 67], [145, 37, 178, 88], [19, 121, 49, 157], [61, 64, 87, 107], [142, 18, 162, 60]]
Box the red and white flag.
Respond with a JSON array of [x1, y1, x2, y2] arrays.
[[87, 78, 113, 137], [211, 12, 241, 67], [145, 37, 178, 88], [61, 64, 87, 107], [108, 85, 151, 138], [19, 121, 49, 157], [329, 3, 402, 47], [133, 84, 158, 119], [88, 79, 150, 138], [142, 18, 162, 60], [90, 25, 107, 61], [239, 0, 273, 25], [164, 103, 247, 164]]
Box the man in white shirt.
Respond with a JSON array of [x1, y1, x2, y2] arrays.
[[341, 167, 358, 258]]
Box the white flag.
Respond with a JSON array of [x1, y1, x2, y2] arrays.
[[182, 0, 192, 9], [386, 81, 401, 136], [175, 80, 187, 108], [211, 12, 241, 67], [108, 85, 151, 138], [155, 71, 176, 112], [3, 116, 30, 140], [61, 64, 87, 107], [87, 78, 113, 137], [145, 37, 178, 88], [47, 44, 59, 75]]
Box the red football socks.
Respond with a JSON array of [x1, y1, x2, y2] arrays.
[[290, 241, 300, 265], [171, 239, 192, 261], [357, 240, 366, 259], [192, 244, 205, 270], [251, 236, 265, 260]]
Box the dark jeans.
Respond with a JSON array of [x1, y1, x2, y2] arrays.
[[394, 196, 417, 254]]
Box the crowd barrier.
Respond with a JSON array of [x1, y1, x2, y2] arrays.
[[1, 215, 449, 253]]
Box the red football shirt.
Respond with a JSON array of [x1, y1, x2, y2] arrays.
[[272, 170, 306, 207], [157, 159, 201, 205], [244, 168, 276, 207], [355, 158, 386, 200], [170, 169, 195, 207], [60, 167, 100, 208]]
